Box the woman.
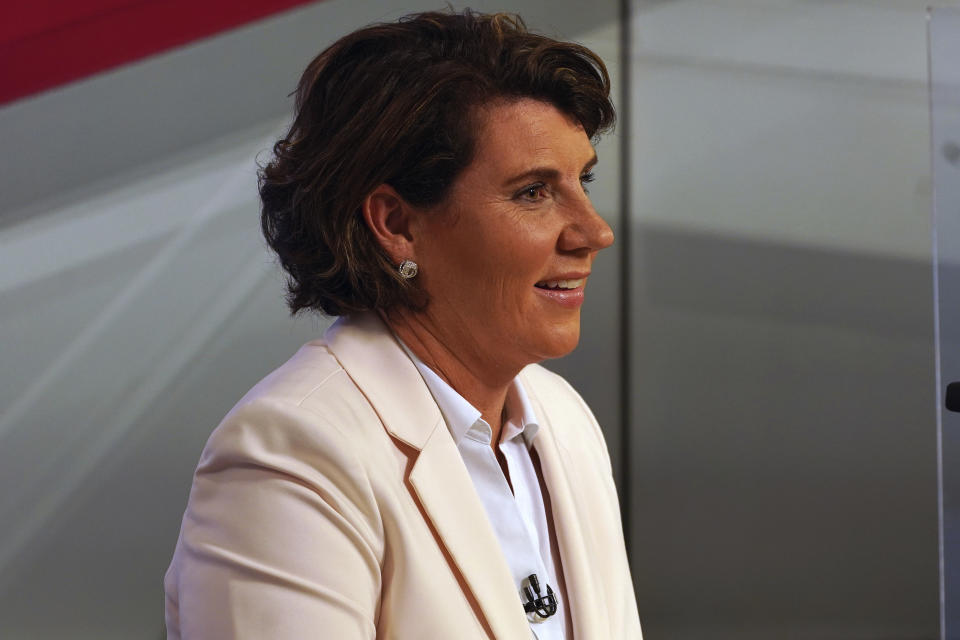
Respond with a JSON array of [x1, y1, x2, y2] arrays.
[[165, 10, 641, 640]]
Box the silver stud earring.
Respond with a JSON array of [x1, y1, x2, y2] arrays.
[[398, 260, 418, 279]]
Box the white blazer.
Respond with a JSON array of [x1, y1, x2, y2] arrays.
[[164, 312, 641, 639]]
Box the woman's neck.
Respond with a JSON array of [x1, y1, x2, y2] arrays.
[[382, 308, 516, 444]]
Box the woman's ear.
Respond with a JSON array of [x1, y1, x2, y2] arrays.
[[362, 183, 415, 264]]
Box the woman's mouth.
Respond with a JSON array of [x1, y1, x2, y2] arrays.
[[534, 278, 585, 290], [533, 278, 587, 308]]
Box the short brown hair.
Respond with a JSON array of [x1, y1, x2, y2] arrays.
[[259, 10, 615, 316]]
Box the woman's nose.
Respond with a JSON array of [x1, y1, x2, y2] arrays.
[[559, 199, 615, 253], [592, 210, 615, 251]]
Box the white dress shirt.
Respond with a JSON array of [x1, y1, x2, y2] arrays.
[[400, 342, 571, 640]]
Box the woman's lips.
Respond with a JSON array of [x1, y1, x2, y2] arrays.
[[533, 280, 586, 308]]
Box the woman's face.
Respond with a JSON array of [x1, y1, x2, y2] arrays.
[[410, 98, 614, 374]]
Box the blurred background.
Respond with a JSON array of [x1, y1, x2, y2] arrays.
[[0, 0, 949, 638]]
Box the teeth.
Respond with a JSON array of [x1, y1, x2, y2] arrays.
[[535, 278, 585, 290]]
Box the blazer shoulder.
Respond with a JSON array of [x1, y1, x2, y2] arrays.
[[232, 340, 345, 409], [199, 339, 389, 481]]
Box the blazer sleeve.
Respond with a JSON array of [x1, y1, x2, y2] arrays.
[[165, 398, 385, 639]]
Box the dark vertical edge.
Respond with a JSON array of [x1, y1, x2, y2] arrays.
[[618, 0, 634, 563]]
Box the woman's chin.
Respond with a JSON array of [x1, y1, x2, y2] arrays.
[[535, 323, 582, 362]]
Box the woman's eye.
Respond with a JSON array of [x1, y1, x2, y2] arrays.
[[580, 171, 596, 193], [517, 184, 547, 201]]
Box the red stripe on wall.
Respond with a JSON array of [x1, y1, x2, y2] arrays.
[[0, 0, 321, 106]]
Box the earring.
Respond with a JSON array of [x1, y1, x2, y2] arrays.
[[398, 260, 418, 279]]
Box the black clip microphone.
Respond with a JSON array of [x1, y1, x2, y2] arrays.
[[522, 573, 558, 619]]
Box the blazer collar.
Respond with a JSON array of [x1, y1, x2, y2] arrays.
[[322, 312, 532, 639], [322, 311, 440, 450]]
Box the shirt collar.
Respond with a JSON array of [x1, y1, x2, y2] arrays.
[[502, 376, 540, 447], [397, 337, 540, 447]]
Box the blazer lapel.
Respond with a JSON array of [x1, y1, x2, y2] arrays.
[[523, 377, 605, 639], [324, 312, 530, 640], [409, 427, 532, 640]]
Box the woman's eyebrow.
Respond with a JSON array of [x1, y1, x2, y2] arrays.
[[502, 167, 560, 188], [501, 154, 599, 188]]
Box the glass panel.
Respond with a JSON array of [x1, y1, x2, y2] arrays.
[[630, 2, 937, 637], [931, 8, 960, 639]]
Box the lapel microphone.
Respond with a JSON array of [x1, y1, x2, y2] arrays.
[[522, 573, 558, 619]]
